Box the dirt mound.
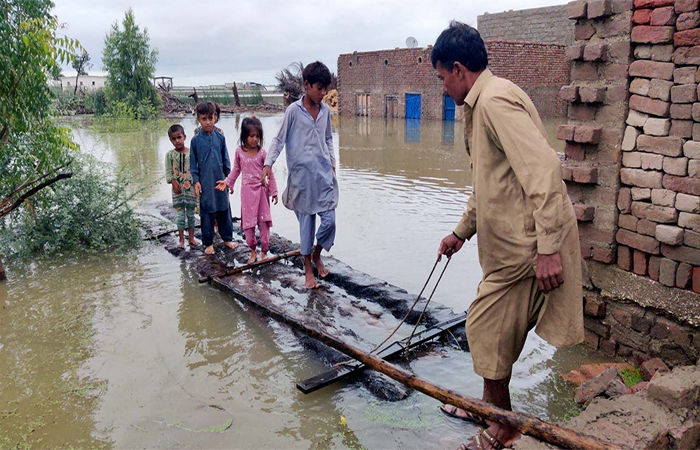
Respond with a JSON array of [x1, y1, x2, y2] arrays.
[[157, 87, 193, 115], [323, 89, 338, 111]]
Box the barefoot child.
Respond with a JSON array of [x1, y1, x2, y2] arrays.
[[216, 117, 278, 264], [190, 102, 237, 254], [165, 124, 199, 249], [261, 61, 338, 289]]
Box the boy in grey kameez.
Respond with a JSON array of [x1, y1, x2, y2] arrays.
[[262, 62, 338, 289]]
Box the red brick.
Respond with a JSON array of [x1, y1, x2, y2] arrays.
[[661, 243, 700, 264], [640, 357, 670, 381], [629, 95, 670, 116], [621, 168, 663, 188], [631, 25, 675, 43], [693, 266, 700, 292], [671, 83, 697, 103], [677, 11, 700, 31], [633, 8, 652, 24], [592, 246, 615, 263], [605, 85, 627, 103], [616, 228, 661, 253], [562, 166, 573, 181], [676, 262, 693, 288], [568, 104, 597, 120], [675, 0, 699, 13], [649, 255, 662, 280], [575, 22, 596, 41], [566, 44, 585, 61], [565, 142, 587, 161], [656, 224, 685, 244], [637, 135, 684, 156], [685, 229, 700, 248], [559, 85, 579, 102], [670, 103, 692, 119], [679, 211, 700, 231], [670, 119, 693, 138], [650, 6, 677, 25], [674, 28, 700, 46], [619, 214, 639, 230], [634, 250, 649, 274], [572, 167, 599, 184], [567, 0, 588, 19], [588, 0, 613, 18], [578, 87, 606, 103], [584, 43, 608, 61], [638, 218, 659, 235], [619, 188, 633, 213], [618, 245, 633, 270], [635, 0, 674, 7], [659, 257, 678, 285], [580, 242, 593, 259], [574, 203, 596, 221], [663, 174, 700, 195], [557, 124, 576, 141], [632, 188, 652, 201], [632, 201, 679, 222], [574, 126, 603, 144], [630, 60, 675, 80], [674, 66, 696, 84], [672, 45, 700, 64]]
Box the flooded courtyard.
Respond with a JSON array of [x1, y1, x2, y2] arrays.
[[0, 113, 609, 448]]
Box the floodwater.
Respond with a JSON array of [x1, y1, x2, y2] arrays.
[[0, 113, 608, 448]]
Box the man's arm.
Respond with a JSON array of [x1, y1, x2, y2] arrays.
[[325, 109, 336, 170], [438, 191, 476, 260]]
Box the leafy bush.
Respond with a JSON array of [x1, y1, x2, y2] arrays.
[[84, 89, 106, 115], [0, 154, 142, 257]]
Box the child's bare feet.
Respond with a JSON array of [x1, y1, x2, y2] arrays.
[[260, 251, 268, 261], [189, 237, 199, 247], [224, 241, 238, 250], [247, 250, 257, 264], [177, 240, 185, 249], [303, 255, 319, 289], [312, 246, 329, 278], [204, 245, 215, 255]]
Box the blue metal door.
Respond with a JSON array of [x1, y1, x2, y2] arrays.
[[443, 94, 455, 121], [405, 93, 421, 119]]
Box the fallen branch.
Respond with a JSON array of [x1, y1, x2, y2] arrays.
[[200, 249, 301, 283], [0, 172, 73, 218]]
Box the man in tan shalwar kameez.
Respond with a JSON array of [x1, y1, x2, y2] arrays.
[[432, 22, 584, 450]]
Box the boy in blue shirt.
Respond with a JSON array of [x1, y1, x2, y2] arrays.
[[262, 61, 338, 289], [190, 102, 237, 254]]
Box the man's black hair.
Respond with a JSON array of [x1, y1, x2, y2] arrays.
[[239, 117, 263, 149], [431, 21, 488, 72], [168, 124, 185, 136], [302, 61, 332, 88], [195, 101, 216, 117]]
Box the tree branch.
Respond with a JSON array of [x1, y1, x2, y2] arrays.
[[0, 172, 73, 218]]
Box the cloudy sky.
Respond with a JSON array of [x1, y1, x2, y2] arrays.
[[53, 0, 565, 87]]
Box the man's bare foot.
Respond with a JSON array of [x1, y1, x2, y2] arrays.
[[305, 272, 319, 289], [303, 254, 319, 289], [312, 247, 329, 278], [177, 240, 185, 249], [261, 251, 268, 260], [204, 245, 215, 255], [247, 251, 257, 264], [462, 425, 520, 450], [224, 241, 238, 250]]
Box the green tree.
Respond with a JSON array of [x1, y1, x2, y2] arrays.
[[102, 9, 160, 118], [70, 49, 91, 95]]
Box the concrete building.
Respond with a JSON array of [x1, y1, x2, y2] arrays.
[[59, 75, 106, 92], [337, 41, 568, 120], [477, 4, 574, 44]]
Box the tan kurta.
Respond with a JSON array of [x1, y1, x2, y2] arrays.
[[454, 69, 583, 355]]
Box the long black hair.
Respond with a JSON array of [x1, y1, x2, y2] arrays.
[[239, 116, 263, 149]]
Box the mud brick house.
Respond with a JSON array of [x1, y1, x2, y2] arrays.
[[560, 0, 699, 367]]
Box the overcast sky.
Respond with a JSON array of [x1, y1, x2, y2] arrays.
[[54, 0, 565, 86]]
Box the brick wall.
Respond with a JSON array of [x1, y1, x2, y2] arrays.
[[560, 0, 700, 367], [478, 5, 575, 44], [337, 42, 569, 119]]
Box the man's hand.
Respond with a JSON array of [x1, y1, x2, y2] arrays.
[[536, 252, 564, 293], [215, 180, 227, 191], [261, 165, 271, 185], [438, 233, 464, 261], [194, 182, 201, 197]]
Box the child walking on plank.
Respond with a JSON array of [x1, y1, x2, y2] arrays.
[[165, 124, 199, 249], [216, 117, 278, 264], [190, 102, 238, 255], [261, 61, 338, 289]]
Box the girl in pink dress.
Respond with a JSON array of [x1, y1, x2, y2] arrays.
[[216, 117, 278, 263]]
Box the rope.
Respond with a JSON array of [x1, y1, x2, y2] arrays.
[[332, 256, 451, 369]]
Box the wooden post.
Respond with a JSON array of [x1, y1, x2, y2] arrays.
[[232, 82, 241, 107], [0, 255, 6, 281], [214, 281, 618, 450]]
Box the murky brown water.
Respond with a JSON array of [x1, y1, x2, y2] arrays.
[[0, 113, 609, 448]]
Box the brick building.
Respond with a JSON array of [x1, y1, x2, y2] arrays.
[[559, 0, 699, 367], [337, 41, 569, 119], [477, 4, 575, 44]]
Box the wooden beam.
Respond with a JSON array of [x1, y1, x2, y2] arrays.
[[211, 279, 617, 449], [199, 249, 301, 283]]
